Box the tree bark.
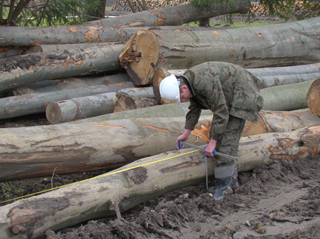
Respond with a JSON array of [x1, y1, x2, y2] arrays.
[[0, 44, 124, 92], [85, 0, 251, 28], [242, 108, 320, 137], [119, 17, 320, 85], [113, 93, 158, 113], [0, 125, 319, 238], [0, 83, 136, 120], [306, 78, 320, 116], [0, 116, 212, 182], [46, 87, 154, 124], [0, 25, 223, 48], [12, 73, 132, 95]]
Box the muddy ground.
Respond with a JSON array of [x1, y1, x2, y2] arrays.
[[0, 114, 320, 239]]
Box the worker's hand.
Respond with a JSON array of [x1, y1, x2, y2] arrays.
[[176, 129, 192, 149], [204, 139, 217, 157]]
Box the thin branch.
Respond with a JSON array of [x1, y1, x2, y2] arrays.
[[37, 0, 50, 26]]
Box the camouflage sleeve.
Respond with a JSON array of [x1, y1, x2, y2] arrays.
[[198, 77, 229, 141], [185, 99, 202, 130]]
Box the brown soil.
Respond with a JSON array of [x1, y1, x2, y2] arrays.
[[0, 114, 320, 239]]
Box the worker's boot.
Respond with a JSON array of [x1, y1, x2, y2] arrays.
[[208, 163, 238, 200]]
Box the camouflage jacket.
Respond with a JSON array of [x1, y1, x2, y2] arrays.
[[182, 62, 264, 141]]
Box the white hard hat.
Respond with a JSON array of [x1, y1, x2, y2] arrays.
[[159, 74, 180, 103]]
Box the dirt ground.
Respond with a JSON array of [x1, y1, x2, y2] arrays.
[[0, 114, 320, 239]]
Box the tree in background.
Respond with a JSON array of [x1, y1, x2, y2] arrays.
[[0, 0, 102, 26]]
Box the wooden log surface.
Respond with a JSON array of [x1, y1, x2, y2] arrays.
[[0, 125, 319, 238], [0, 44, 124, 92], [113, 93, 158, 113], [0, 116, 212, 182], [46, 87, 155, 124], [11, 73, 132, 95], [306, 78, 320, 116], [119, 17, 320, 85], [0, 83, 136, 120]]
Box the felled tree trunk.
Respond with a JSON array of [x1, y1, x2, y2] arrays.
[[306, 78, 320, 116], [0, 116, 212, 182], [113, 93, 158, 113], [119, 17, 320, 85], [12, 74, 132, 95], [85, 0, 251, 28], [0, 44, 124, 92], [242, 109, 320, 137], [0, 125, 319, 238], [46, 87, 154, 124], [0, 83, 136, 119]]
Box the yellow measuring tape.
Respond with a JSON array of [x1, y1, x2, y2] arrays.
[[0, 149, 200, 205]]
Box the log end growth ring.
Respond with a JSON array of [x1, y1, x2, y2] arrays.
[[306, 78, 320, 117], [119, 29, 160, 86]]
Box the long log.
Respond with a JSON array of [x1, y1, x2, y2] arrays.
[[0, 83, 136, 120], [113, 93, 158, 113], [0, 44, 124, 92], [306, 78, 320, 116], [85, 0, 251, 28], [46, 87, 155, 124], [119, 17, 320, 85], [0, 116, 212, 182], [12, 73, 132, 95], [0, 125, 319, 238]]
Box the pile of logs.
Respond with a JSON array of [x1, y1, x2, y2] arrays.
[[0, 2, 319, 238]]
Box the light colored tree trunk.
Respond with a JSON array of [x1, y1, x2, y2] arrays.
[[0, 83, 135, 119], [306, 78, 320, 116], [46, 87, 154, 124], [0, 116, 212, 182], [113, 93, 158, 113], [0, 125, 319, 238], [85, 0, 251, 28], [119, 17, 320, 85], [0, 44, 123, 92], [12, 74, 132, 95]]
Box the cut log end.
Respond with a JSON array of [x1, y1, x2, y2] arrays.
[[119, 29, 160, 86], [306, 78, 320, 116], [242, 114, 269, 137], [46, 102, 62, 124]]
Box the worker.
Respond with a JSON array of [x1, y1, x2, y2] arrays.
[[159, 62, 264, 200]]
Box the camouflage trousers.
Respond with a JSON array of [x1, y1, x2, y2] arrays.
[[215, 115, 246, 166]]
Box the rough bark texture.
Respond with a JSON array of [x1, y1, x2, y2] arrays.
[[12, 73, 132, 95], [120, 17, 320, 85], [0, 116, 212, 182], [0, 83, 136, 120], [0, 44, 124, 92], [85, 0, 251, 27], [306, 78, 320, 116], [0, 125, 319, 238], [46, 87, 154, 124]]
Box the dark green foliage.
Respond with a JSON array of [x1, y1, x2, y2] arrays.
[[0, 0, 101, 26]]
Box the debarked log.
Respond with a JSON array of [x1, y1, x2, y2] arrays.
[[0, 125, 319, 238], [46, 87, 155, 124], [0, 44, 124, 92], [0, 116, 212, 182], [119, 17, 320, 85], [0, 83, 136, 120]]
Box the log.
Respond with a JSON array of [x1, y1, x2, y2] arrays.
[[46, 87, 155, 124], [0, 83, 136, 120], [12, 73, 132, 95], [306, 78, 320, 116], [0, 125, 319, 238], [0, 44, 124, 92], [242, 108, 320, 137], [0, 116, 212, 182], [119, 17, 320, 85], [113, 92, 158, 113], [260, 80, 315, 111], [85, 0, 251, 28]]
